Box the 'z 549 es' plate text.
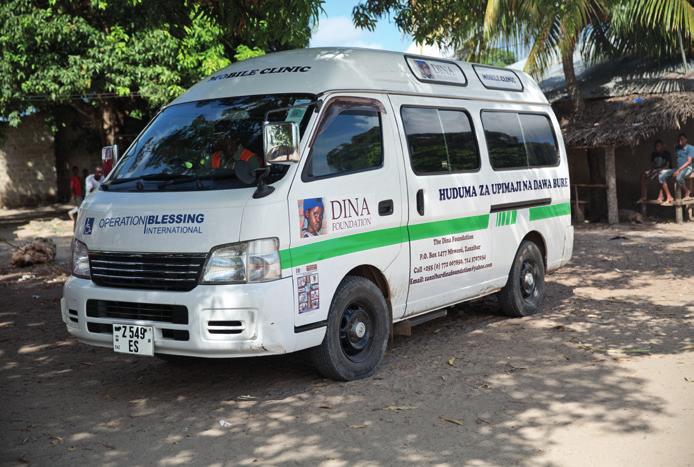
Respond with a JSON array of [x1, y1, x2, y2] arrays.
[[113, 324, 154, 356]]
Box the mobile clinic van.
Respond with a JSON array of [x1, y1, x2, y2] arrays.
[[62, 48, 573, 381]]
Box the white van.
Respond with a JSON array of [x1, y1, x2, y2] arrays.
[[62, 48, 573, 380]]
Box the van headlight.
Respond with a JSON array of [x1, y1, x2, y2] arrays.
[[71, 239, 91, 279], [201, 238, 281, 284]]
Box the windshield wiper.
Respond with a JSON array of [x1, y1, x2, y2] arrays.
[[106, 173, 192, 186]]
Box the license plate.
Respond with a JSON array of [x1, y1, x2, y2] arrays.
[[113, 324, 154, 356]]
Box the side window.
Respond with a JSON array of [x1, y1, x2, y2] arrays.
[[304, 102, 383, 180], [481, 111, 559, 169], [401, 107, 480, 175], [481, 111, 527, 169], [519, 114, 558, 166]]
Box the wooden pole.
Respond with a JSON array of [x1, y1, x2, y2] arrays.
[[674, 180, 683, 224], [604, 146, 619, 225]]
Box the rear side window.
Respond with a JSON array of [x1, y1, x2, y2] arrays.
[[481, 111, 558, 169], [401, 107, 480, 174], [520, 114, 558, 166], [304, 102, 383, 180]]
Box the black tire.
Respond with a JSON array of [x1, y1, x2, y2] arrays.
[[310, 276, 390, 381], [498, 240, 545, 317]]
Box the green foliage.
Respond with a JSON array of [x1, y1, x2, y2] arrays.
[[474, 48, 517, 67], [353, 1, 692, 71], [353, 0, 490, 61], [234, 45, 266, 62], [353, 0, 693, 116], [0, 0, 323, 140]]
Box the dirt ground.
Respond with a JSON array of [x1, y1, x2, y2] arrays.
[[0, 216, 693, 466]]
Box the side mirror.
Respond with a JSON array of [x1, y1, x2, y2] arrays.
[[263, 121, 300, 163]]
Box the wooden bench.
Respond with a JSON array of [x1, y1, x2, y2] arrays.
[[640, 172, 694, 223]]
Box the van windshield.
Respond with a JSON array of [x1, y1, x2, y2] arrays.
[[105, 94, 315, 192]]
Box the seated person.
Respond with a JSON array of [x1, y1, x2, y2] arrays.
[[658, 133, 694, 204], [640, 140, 671, 203], [210, 134, 260, 171]]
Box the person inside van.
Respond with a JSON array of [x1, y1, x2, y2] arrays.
[[658, 133, 693, 204], [639, 140, 671, 204], [210, 134, 259, 169], [301, 198, 324, 237]]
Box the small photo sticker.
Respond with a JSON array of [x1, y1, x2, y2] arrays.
[[298, 198, 327, 238]]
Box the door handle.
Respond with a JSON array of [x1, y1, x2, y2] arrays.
[[378, 199, 394, 216], [416, 189, 425, 216]]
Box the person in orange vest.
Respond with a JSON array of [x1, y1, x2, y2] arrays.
[[210, 134, 261, 172]]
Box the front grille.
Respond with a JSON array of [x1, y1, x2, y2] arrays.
[[86, 299, 188, 324], [87, 322, 113, 334], [89, 252, 207, 291]]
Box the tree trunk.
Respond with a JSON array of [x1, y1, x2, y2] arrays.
[[100, 101, 121, 146], [561, 39, 584, 117], [604, 146, 619, 225]]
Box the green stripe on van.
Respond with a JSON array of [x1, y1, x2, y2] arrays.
[[280, 213, 489, 269], [495, 210, 517, 227], [408, 214, 489, 241], [529, 202, 571, 221], [280, 204, 567, 269], [281, 225, 406, 270]]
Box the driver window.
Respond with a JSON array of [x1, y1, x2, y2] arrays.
[[303, 101, 384, 180]]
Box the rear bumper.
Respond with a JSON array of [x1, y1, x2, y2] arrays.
[[561, 224, 574, 265], [547, 224, 573, 272], [61, 276, 321, 358]]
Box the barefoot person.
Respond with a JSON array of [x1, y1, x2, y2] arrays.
[[640, 140, 671, 203], [658, 133, 693, 205]]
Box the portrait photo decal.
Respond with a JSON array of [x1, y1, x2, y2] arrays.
[[298, 198, 327, 237]]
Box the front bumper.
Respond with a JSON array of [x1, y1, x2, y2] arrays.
[[61, 276, 317, 358]]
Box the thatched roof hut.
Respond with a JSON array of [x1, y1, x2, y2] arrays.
[[557, 92, 694, 148], [535, 57, 694, 223]]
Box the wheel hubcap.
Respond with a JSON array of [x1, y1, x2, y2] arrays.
[[523, 271, 535, 289], [339, 304, 372, 361], [520, 261, 538, 298], [353, 321, 366, 339]]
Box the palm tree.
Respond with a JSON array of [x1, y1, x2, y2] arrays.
[[482, 0, 693, 116], [352, 0, 693, 115]]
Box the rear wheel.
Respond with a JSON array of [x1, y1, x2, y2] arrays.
[[498, 240, 545, 317], [310, 276, 390, 381]]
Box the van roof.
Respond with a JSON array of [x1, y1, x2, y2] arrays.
[[171, 47, 549, 106]]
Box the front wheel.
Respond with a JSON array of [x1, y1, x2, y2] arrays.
[[310, 276, 390, 381], [498, 240, 546, 317]]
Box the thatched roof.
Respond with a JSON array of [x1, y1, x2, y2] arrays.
[[556, 92, 694, 148], [539, 56, 694, 100], [540, 57, 694, 148]]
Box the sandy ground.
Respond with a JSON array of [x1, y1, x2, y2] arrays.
[[0, 217, 693, 466]]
